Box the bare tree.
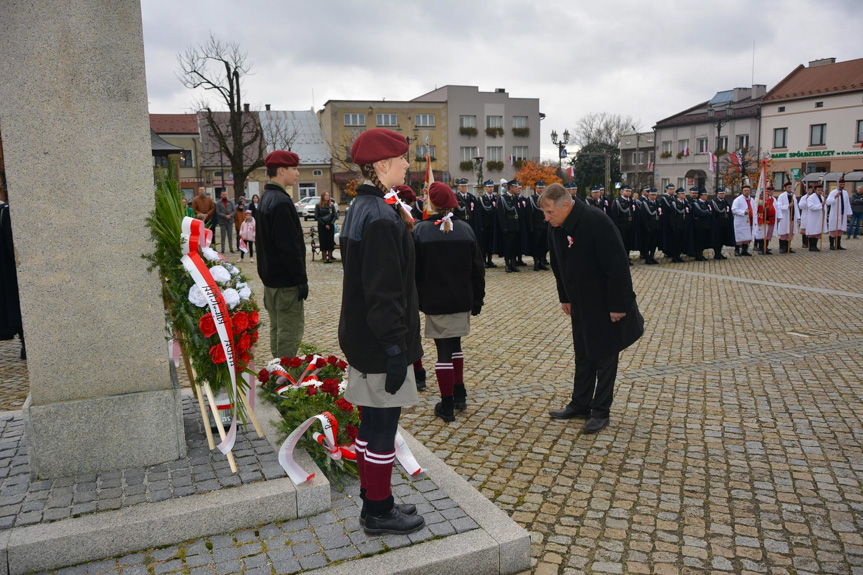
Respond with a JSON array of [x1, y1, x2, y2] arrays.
[[260, 110, 299, 153], [573, 112, 641, 147], [178, 33, 264, 200]]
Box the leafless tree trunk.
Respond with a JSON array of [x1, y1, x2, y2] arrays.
[[177, 33, 264, 200], [573, 112, 640, 147]]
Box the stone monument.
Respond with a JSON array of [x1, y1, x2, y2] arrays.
[[0, 0, 186, 477]]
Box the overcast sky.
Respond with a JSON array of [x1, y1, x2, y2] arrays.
[[141, 0, 862, 162]]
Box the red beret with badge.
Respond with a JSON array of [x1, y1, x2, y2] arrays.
[[350, 128, 409, 165]]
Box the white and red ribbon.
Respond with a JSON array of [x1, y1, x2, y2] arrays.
[[384, 190, 415, 221], [180, 217, 238, 456], [434, 212, 453, 231]]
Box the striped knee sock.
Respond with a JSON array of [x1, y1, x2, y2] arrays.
[[364, 448, 395, 502], [452, 352, 464, 385], [435, 361, 454, 398]]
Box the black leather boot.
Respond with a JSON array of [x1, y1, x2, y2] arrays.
[[415, 368, 426, 391], [829, 236, 836, 250], [435, 396, 455, 422], [364, 496, 425, 536], [741, 244, 752, 256], [810, 238, 820, 252], [359, 490, 417, 527], [453, 384, 467, 411], [837, 236, 846, 250]]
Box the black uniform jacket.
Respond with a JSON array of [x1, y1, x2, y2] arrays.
[[338, 184, 422, 373], [548, 200, 644, 360], [256, 182, 307, 288]]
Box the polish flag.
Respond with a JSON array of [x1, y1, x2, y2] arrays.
[[239, 238, 248, 253], [683, 143, 690, 157], [567, 165, 575, 178], [709, 153, 716, 173]]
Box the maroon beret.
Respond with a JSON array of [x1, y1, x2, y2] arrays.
[[350, 128, 409, 165], [395, 185, 416, 204], [265, 150, 300, 168], [428, 182, 458, 210]]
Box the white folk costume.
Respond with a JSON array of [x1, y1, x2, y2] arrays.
[[731, 194, 755, 243], [803, 193, 824, 236], [826, 188, 852, 236], [776, 191, 800, 238]]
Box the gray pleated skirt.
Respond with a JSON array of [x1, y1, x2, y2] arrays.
[[424, 312, 470, 339], [343, 365, 419, 408]]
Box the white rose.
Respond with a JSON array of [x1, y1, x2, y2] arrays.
[[201, 247, 221, 262], [187, 285, 207, 308], [239, 286, 251, 300], [209, 265, 232, 285], [222, 288, 240, 310], [225, 263, 240, 276], [235, 281, 248, 290]]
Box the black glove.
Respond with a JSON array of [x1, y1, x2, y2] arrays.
[[471, 304, 482, 316], [298, 282, 309, 301], [384, 352, 408, 395]]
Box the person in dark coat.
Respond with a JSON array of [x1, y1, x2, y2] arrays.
[[413, 182, 485, 422], [453, 178, 483, 247], [496, 179, 521, 273], [667, 188, 689, 262], [658, 183, 676, 255], [338, 128, 424, 536], [636, 188, 661, 264], [528, 181, 549, 270], [515, 181, 531, 265], [690, 189, 713, 261], [0, 199, 24, 359], [395, 185, 428, 392], [609, 184, 636, 265], [477, 180, 499, 268], [542, 183, 643, 434], [710, 188, 734, 259], [314, 191, 338, 263]]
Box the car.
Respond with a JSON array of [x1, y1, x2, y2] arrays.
[[296, 196, 319, 220]]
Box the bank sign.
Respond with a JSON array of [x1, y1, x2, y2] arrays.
[[772, 149, 863, 159]]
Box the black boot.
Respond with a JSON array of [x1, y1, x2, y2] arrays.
[[779, 240, 787, 253], [534, 260, 540, 271], [735, 245, 741, 256], [434, 396, 455, 422], [837, 236, 846, 250], [359, 489, 417, 527], [540, 258, 550, 270], [802, 236, 809, 248], [486, 256, 497, 268], [415, 368, 426, 391], [810, 238, 820, 252], [505, 259, 513, 273], [516, 257, 526, 267], [829, 236, 836, 250], [453, 384, 467, 411], [695, 251, 706, 261], [714, 249, 727, 260], [364, 496, 425, 536], [741, 244, 752, 256]]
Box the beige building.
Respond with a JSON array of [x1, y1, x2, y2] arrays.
[[618, 131, 655, 189], [761, 57, 863, 187], [149, 114, 203, 200]]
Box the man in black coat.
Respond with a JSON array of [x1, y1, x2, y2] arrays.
[[710, 187, 734, 259], [497, 179, 522, 273], [528, 181, 549, 270], [609, 184, 636, 265], [541, 184, 644, 434], [636, 188, 661, 264], [477, 180, 499, 268], [690, 189, 713, 261]]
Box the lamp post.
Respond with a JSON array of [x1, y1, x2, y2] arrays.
[[551, 129, 570, 179], [473, 156, 484, 190], [708, 105, 732, 193]]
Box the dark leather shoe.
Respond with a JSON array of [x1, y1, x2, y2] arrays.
[[453, 398, 467, 411], [434, 402, 455, 422], [363, 507, 425, 535], [549, 405, 591, 420], [582, 417, 609, 434], [415, 369, 426, 391], [360, 503, 417, 527]]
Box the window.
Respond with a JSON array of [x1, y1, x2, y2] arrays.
[[298, 183, 316, 199], [512, 146, 529, 161], [774, 172, 788, 188], [179, 150, 194, 167], [344, 113, 365, 126], [313, 169, 323, 176], [662, 141, 673, 154], [661, 178, 671, 190], [736, 134, 749, 150], [512, 116, 528, 129], [376, 113, 397, 126], [415, 114, 435, 127], [815, 101, 824, 108], [631, 152, 645, 164], [460, 146, 478, 162], [678, 139, 689, 153], [697, 138, 709, 154], [677, 177, 685, 189], [773, 128, 788, 149], [810, 124, 826, 146], [487, 146, 503, 162], [153, 155, 169, 167], [716, 136, 728, 151], [460, 115, 476, 128], [647, 151, 654, 165], [486, 115, 503, 129], [856, 120, 863, 143], [778, 106, 786, 112], [417, 145, 436, 160]]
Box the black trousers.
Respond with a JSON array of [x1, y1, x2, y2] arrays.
[[502, 231, 519, 260], [569, 352, 618, 418]]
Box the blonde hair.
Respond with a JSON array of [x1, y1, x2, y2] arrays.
[[360, 163, 414, 231], [426, 197, 453, 233]]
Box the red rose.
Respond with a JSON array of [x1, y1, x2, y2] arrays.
[[250, 331, 259, 343], [336, 360, 348, 371], [257, 368, 269, 384], [241, 351, 250, 364], [232, 311, 249, 335], [250, 311, 260, 326], [327, 355, 338, 366], [315, 358, 327, 368], [305, 355, 314, 363], [280, 357, 291, 365], [306, 385, 317, 396], [345, 424, 358, 441], [335, 398, 353, 413], [199, 313, 217, 338], [236, 333, 251, 353], [209, 344, 226, 364], [290, 357, 303, 368]]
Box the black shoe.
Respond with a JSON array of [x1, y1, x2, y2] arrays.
[[505, 262, 513, 273], [415, 369, 426, 391], [434, 402, 455, 422], [534, 262, 540, 271], [363, 506, 425, 536], [582, 417, 609, 434], [516, 260, 527, 267], [487, 260, 498, 268], [360, 503, 417, 527], [511, 264, 520, 272], [539, 262, 550, 270], [549, 405, 591, 420], [453, 384, 467, 411], [714, 254, 727, 260], [485, 261, 494, 269]]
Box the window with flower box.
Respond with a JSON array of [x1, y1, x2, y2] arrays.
[[460, 146, 478, 162], [487, 146, 503, 162]]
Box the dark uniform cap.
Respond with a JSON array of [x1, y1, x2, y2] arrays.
[[429, 181, 458, 209], [665, 183, 676, 190], [265, 150, 300, 168], [535, 180, 546, 187], [647, 188, 658, 194], [676, 187, 686, 194], [642, 185, 650, 192], [591, 185, 601, 192], [689, 187, 699, 193], [507, 179, 519, 187], [564, 183, 574, 189], [698, 189, 708, 196], [350, 128, 409, 165], [621, 185, 632, 191], [484, 179, 494, 186], [717, 187, 727, 194], [456, 178, 469, 185]]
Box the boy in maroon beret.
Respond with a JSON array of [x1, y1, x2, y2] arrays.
[[256, 150, 307, 359]]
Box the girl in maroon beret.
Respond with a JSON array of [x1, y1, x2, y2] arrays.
[[338, 128, 425, 535]]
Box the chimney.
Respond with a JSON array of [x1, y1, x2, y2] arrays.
[[752, 84, 766, 99], [733, 87, 752, 102], [243, 103, 250, 112], [809, 57, 836, 67], [265, 104, 271, 111], [495, 88, 506, 93]]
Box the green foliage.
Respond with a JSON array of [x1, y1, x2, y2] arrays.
[[459, 126, 478, 137], [511, 127, 530, 137], [660, 151, 672, 159], [459, 161, 475, 171], [570, 142, 621, 192], [486, 161, 504, 172], [485, 127, 504, 138]]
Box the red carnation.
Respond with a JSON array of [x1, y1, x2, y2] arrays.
[[306, 385, 317, 396], [250, 311, 260, 326], [336, 360, 348, 371], [345, 424, 358, 441], [257, 368, 269, 384], [232, 311, 249, 335], [209, 344, 226, 364], [335, 398, 354, 413], [327, 355, 338, 366], [199, 313, 217, 338], [236, 333, 251, 353]]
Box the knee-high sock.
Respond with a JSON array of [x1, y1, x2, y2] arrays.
[[354, 437, 367, 492], [435, 362, 454, 398], [364, 448, 395, 502], [413, 358, 424, 372], [452, 351, 464, 385]]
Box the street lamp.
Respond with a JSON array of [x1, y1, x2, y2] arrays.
[[473, 156, 484, 190], [551, 129, 570, 179], [708, 105, 732, 193]]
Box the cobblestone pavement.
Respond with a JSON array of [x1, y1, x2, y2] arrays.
[[3, 233, 863, 574]]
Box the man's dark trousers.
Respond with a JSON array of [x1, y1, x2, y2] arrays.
[[569, 351, 618, 419]]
